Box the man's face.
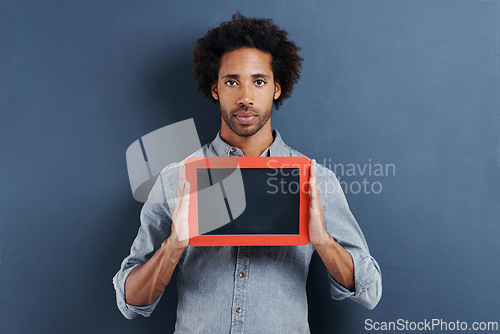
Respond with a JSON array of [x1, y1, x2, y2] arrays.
[[211, 47, 281, 137]]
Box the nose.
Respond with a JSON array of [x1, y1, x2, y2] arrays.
[[237, 84, 254, 107]]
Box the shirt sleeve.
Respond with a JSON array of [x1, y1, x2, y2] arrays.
[[112, 168, 177, 319], [318, 166, 382, 310]]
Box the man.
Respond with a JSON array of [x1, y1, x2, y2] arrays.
[[114, 12, 382, 333]]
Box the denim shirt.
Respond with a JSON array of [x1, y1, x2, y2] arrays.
[[113, 130, 382, 333]]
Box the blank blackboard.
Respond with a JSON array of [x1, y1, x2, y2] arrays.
[[198, 168, 300, 235]]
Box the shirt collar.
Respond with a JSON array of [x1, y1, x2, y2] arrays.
[[211, 129, 287, 157]]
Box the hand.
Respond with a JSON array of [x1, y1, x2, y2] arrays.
[[308, 159, 330, 247], [166, 163, 190, 251], [308, 160, 355, 291]]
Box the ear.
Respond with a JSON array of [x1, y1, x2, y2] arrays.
[[273, 81, 281, 100], [211, 82, 219, 100]]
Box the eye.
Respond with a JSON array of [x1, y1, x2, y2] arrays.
[[255, 79, 266, 86], [225, 80, 237, 86]]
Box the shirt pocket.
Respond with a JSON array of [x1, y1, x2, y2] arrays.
[[265, 246, 306, 264]]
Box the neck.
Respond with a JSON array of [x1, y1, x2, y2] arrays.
[[220, 120, 274, 157]]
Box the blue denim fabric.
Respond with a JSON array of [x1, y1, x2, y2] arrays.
[[113, 130, 382, 333]]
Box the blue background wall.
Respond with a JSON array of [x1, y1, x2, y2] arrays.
[[1, 1, 499, 333]]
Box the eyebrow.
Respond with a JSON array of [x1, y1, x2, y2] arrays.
[[221, 73, 271, 80]]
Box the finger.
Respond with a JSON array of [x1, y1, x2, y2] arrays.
[[172, 180, 187, 232], [180, 180, 190, 210], [311, 159, 317, 178], [177, 163, 187, 199], [173, 163, 187, 218], [175, 181, 190, 242], [309, 159, 319, 201]]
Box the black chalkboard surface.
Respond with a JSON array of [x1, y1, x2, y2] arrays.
[[198, 168, 300, 235]]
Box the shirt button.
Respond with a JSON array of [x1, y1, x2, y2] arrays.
[[239, 272, 245, 278], [230, 147, 236, 154], [236, 307, 242, 313]]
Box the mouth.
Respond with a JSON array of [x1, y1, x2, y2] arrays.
[[234, 112, 257, 125]]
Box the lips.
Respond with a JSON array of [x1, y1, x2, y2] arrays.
[[234, 111, 257, 125]]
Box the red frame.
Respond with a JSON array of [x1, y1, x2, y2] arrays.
[[185, 156, 310, 246]]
